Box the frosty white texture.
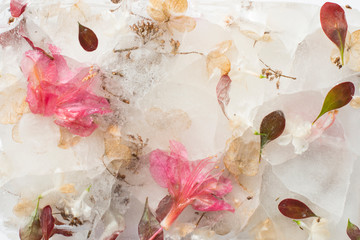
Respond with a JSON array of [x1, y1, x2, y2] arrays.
[[0, 0, 360, 240]]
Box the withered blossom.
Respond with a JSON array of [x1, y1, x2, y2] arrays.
[[21, 45, 111, 137]]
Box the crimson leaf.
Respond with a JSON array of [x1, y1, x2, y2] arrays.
[[347, 219, 360, 240], [278, 198, 317, 219], [40, 206, 55, 240], [320, 2, 348, 65], [313, 81, 354, 123], [138, 197, 163, 240], [259, 110, 286, 150], [155, 195, 173, 223], [78, 22, 98, 52], [103, 231, 123, 240], [216, 75, 232, 119]]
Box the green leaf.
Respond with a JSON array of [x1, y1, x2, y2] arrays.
[[138, 197, 163, 240], [259, 110, 286, 150], [278, 198, 317, 219], [19, 197, 42, 240], [313, 82, 355, 123], [347, 219, 360, 240]]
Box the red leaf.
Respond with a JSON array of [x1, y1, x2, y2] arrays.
[[10, 0, 27, 18], [40, 206, 55, 240], [78, 22, 98, 52], [278, 198, 317, 219], [259, 110, 286, 149], [138, 198, 163, 240], [50, 228, 73, 238], [347, 219, 360, 240], [216, 75, 232, 118], [155, 195, 173, 222], [320, 2, 348, 65], [103, 230, 123, 240]]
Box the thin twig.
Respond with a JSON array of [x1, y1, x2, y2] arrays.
[[195, 212, 206, 227], [113, 46, 140, 53], [178, 51, 205, 56]]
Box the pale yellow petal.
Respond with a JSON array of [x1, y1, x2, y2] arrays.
[[149, 0, 164, 9], [348, 30, 360, 71], [168, 16, 196, 32], [206, 54, 231, 76], [59, 183, 76, 194], [0, 84, 28, 125], [12, 121, 22, 143], [350, 96, 360, 109], [104, 127, 132, 168], [208, 40, 232, 58], [13, 198, 36, 217], [58, 127, 81, 149], [251, 219, 278, 240], [165, 0, 188, 13], [223, 137, 260, 177], [147, 6, 167, 22]]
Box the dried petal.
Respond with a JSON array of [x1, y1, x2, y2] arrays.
[[209, 40, 233, 58], [12, 121, 22, 143], [206, 54, 231, 76], [313, 82, 354, 123], [145, 108, 191, 132], [78, 23, 98, 52], [168, 16, 196, 32], [347, 219, 360, 240], [165, 0, 188, 13], [0, 84, 28, 124], [10, 0, 27, 18], [149, 0, 164, 10], [216, 75, 232, 118], [259, 110, 286, 150], [251, 218, 278, 240], [278, 198, 317, 219], [348, 30, 360, 71], [13, 198, 36, 218], [59, 184, 76, 194], [350, 96, 360, 109], [223, 137, 260, 176], [320, 2, 348, 65], [58, 127, 81, 149], [147, 6, 168, 22], [138, 198, 163, 240]]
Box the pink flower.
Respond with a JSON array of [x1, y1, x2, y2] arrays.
[[21, 45, 111, 137], [149, 140, 234, 231]]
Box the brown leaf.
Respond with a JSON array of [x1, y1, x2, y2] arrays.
[[155, 195, 173, 222], [78, 22, 98, 52], [58, 127, 81, 149], [168, 16, 196, 32], [165, 0, 188, 13], [147, 6, 168, 22], [223, 136, 260, 176], [138, 198, 163, 240]]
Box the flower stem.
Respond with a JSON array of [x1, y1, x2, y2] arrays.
[[149, 227, 163, 240]]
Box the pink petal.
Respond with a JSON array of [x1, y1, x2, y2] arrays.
[[216, 74, 231, 118], [10, 0, 27, 18], [195, 176, 233, 197], [169, 140, 188, 160], [192, 194, 234, 212], [149, 149, 173, 188]]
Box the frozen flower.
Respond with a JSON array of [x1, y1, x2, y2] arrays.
[[278, 111, 337, 155], [294, 218, 330, 240], [21, 45, 111, 137], [10, 0, 27, 18], [149, 140, 234, 234]]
